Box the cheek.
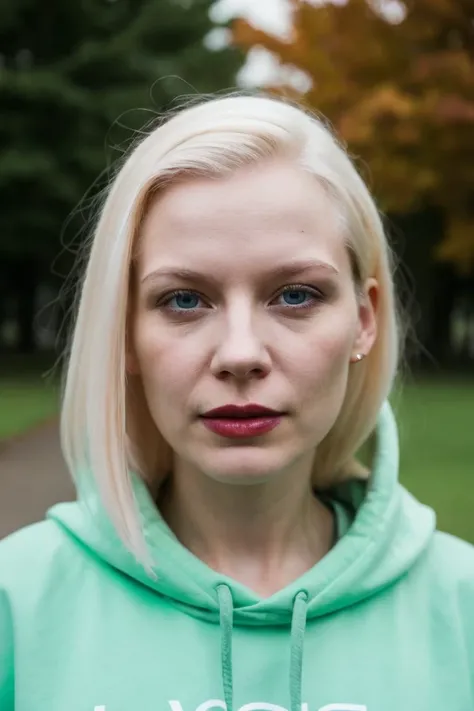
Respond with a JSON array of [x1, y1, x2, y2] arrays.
[[283, 309, 356, 397], [133, 318, 199, 404]]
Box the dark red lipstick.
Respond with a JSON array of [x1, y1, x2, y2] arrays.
[[200, 404, 283, 438]]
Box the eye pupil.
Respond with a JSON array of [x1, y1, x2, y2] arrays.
[[283, 290, 307, 305], [174, 292, 199, 309]]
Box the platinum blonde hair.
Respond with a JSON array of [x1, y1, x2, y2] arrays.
[[61, 93, 401, 563]]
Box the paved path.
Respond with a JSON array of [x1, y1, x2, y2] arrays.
[[0, 421, 75, 539]]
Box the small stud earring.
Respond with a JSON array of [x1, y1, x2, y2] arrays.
[[352, 353, 365, 363]]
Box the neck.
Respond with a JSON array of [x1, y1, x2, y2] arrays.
[[158, 457, 335, 597]]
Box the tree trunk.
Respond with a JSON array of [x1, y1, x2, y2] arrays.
[[426, 262, 458, 367], [0, 259, 9, 352], [387, 206, 446, 368], [15, 256, 39, 354]]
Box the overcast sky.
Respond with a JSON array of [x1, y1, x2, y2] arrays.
[[210, 0, 298, 87], [212, 0, 293, 36]]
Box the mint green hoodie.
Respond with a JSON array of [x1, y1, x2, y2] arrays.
[[1, 401, 474, 711]]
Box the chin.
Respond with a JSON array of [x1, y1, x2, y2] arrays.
[[196, 446, 295, 485], [209, 470, 279, 486]]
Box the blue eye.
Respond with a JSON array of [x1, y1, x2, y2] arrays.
[[281, 289, 310, 306], [278, 287, 320, 308], [166, 291, 201, 310], [158, 285, 322, 314]]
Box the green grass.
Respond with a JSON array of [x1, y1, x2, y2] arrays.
[[392, 378, 474, 544], [0, 376, 60, 441]]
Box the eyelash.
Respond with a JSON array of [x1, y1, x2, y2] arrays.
[[155, 284, 325, 314]]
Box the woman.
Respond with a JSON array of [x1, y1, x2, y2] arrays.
[[1, 94, 473, 711]]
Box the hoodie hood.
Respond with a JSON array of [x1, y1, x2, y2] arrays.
[[48, 400, 435, 627], [46, 401, 439, 711], [3, 400, 473, 711]]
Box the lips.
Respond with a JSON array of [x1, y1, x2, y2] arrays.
[[200, 404, 284, 439], [201, 404, 282, 419]]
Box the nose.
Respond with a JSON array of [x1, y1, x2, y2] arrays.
[[210, 306, 271, 382]]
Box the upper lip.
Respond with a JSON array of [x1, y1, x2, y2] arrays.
[[201, 404, 283, 418]]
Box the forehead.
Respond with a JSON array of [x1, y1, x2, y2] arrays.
[[137, 160, 350, 277]]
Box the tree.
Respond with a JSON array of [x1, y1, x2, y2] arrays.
[[0, 0, 241, 352], [232, 0, 474, 275]]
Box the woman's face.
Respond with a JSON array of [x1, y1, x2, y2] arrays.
[[130, 159, 377, 484]]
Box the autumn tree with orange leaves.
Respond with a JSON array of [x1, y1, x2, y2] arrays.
[[232, 0, 474, 275]]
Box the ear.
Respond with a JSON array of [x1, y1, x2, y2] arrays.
[[351, 277, 378, 362]]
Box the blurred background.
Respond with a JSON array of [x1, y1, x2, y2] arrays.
[[0, 0, 473, 540]]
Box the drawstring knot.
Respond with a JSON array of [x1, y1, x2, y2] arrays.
[[216, 586, 308, 711]]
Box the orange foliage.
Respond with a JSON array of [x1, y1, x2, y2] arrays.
[[232, 0, 474, 271]]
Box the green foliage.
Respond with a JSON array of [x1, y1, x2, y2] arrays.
[[0, 0, 241, 259]]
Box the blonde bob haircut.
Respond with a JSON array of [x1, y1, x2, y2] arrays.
[[61, 93, 401, 564]]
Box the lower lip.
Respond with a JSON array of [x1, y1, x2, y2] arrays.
[[201, 416, 282, 438]]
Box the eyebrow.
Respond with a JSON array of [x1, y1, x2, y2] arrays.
[[141, 260, 339, 286]]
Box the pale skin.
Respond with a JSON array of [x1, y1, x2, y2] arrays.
[[129, 158, 378, 597]]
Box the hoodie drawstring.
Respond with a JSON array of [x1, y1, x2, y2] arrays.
[[217, 584, 234, 711], [290, 591, 308, 711], [216, 585, 308, 711]]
